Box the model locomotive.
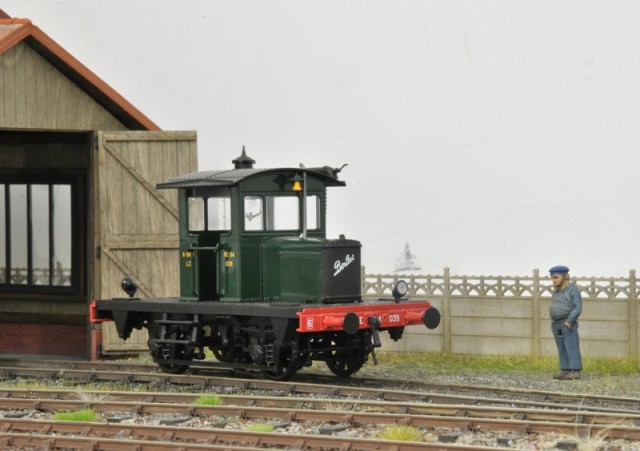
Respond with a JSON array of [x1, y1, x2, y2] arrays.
[[91, 150, 440, 380]]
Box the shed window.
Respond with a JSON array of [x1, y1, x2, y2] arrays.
[[0, 183, 72, 287]]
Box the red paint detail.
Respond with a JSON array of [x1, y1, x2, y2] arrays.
[[322, 315, 344, 329], [296, 301, 435, 333], [89, 300, 111, 324], [90, 327, 102, 361]]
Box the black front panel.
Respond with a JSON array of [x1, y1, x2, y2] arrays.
[[321, 238, 361, 302]]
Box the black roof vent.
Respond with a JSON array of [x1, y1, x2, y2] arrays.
[[232, 147, 256, 169]]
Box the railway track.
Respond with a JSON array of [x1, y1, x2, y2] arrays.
[[1, 387, 640, 449], [0, 420, 506, 451], [1, 388, 639, 430], [0, 358, 638, 412], [0, 358, 639, 449]]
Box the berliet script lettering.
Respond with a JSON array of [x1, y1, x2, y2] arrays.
[[333, 254, 355, 277]]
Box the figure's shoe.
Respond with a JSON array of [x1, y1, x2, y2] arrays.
[[553, 371, 568, 380], [565, 371, 581, 380]]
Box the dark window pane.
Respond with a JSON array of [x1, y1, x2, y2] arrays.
[[32, 185, 50, 285], [10, 185, 28, 285], [52, 185, 71, 286], [0, 185, 5, 283]]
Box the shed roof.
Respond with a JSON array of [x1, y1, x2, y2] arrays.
[[0, 10, 159, 131]]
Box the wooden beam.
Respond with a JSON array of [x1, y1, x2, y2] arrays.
[[101, 247, 155, 298], [103, 140, 179, 220]]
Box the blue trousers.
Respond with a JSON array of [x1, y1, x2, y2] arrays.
[[551, 320, 582, 371]]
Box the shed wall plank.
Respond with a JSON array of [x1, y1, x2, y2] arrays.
[[0, 42, 129, 131], [3, 45, 16, 127]]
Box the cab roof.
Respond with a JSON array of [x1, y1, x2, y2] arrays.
[[157, 149, 346, 189]]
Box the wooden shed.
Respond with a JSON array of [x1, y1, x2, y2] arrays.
[[0, 11, 197, 358]]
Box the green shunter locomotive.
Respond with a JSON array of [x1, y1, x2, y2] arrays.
[[91, 150, 440, 380]]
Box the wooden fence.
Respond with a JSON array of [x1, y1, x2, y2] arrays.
[[363, 268, 639, 358]]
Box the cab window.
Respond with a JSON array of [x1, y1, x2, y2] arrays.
[[243, 195, 320, 232], [306, 195, 320, 230], [244, 196, 263, 231], [207, 197, 231, 230], [267, 196, 299, 231], [188, 196, 231, 232], [188, 197, 205, 231]]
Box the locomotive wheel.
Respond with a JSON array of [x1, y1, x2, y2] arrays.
[[325, 335, 366, 378], [326, 353, 365, 378], [262, 347, 301, 381], [157, 360, 190, 375], [209, 327, 238, 363], [211, 346, 237, 363], [153, 327, 192, 375]]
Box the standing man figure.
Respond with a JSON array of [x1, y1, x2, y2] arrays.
[[549, 265, 583, 380]]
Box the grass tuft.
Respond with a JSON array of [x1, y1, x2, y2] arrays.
[[192, 394, 224, 406], [53, 408, 100, 422], [244, 423, 275, 432], [376, 424, 423, 441]]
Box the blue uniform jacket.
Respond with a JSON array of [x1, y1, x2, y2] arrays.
[[549, 282, 582, 324]]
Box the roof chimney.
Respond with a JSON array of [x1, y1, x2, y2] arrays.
[[232, 146, 256, 169]]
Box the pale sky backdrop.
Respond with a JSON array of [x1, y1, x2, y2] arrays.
[[6, 1, 640, 276]]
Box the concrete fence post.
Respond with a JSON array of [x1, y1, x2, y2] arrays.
[[532, 268, 540, 354], [629, 269, 637, 359], [443, 267, 451, 353]]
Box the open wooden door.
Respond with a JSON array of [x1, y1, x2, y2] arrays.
[[93, 131, 197, 353]]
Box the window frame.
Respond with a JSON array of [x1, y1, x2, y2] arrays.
[[243, 193, 323, 233], [187, 191, 232, 233], [0, 175, 81, 295]]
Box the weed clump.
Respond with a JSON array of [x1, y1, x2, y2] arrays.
[[376, 424, 423, 441], [244, 423, 275, 432], [53, 408, 100, 422], [192, 394, 224, 406]]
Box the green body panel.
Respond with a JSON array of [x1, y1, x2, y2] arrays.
[[262, 237, 323, 302]]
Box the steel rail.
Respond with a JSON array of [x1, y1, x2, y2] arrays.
[[1, 364, 639, 417], [1, 387, 639, 426], [1, 395, 640, 440], [0, 419, 510, 451], [2, 358, 639, 412]]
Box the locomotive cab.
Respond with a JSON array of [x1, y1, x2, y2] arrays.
[[157, 149, 360, 303]]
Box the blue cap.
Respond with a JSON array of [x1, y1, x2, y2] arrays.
[[549, 265, 570, 275]]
